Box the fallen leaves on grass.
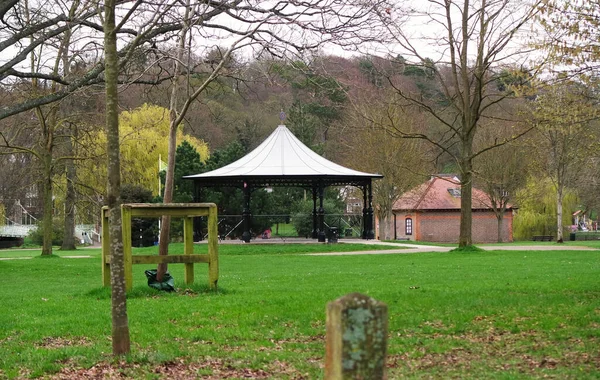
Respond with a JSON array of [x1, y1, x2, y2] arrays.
[[390, 328, 600, 376], [388, 347, 478, 371], [37, 336, 92, 349], [48, 358, 308, 379], [153, 359, 271, 379], [274, 334, 325, 344], [50, 362, 127, 379]]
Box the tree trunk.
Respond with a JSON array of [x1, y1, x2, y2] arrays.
[[41, 151, 53, 255], [61, 132, 77, 250], [556, 186, 564, 243], [496, 213, 503, 243], [104, 0, 130, 356], [382, 211, 394, 241], [458, 158, 473, 247], [59, 26, 76, 251], [157, 120, 177, 281], [157, 5, 190, 281]]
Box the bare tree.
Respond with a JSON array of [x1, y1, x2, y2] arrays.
[[0, 0, 97, 254], [474, 117, 528, 242], [347, 0, 542, 247], [343, 86, 431, 240]]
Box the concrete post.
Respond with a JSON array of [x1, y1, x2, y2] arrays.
[[325, 293, 388, 379]]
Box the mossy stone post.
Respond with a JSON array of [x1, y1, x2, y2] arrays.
[[325, 293, 388, 379]]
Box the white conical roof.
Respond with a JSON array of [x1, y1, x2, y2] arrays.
[[184, 125, 381, 179]]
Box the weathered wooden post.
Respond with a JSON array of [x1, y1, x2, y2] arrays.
[[325, 293, 388, 380]]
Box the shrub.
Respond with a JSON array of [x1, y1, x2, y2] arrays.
[[292, 198, 345, 238], [27, 219, 65, 246]]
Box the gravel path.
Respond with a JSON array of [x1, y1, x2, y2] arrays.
[[307, 239, 598, 256]]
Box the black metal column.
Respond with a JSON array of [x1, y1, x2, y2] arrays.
[[318, 181, 326, 242], [242, 181, 252, 243], [367, 179, 375, 239], [312, 185, 318, 239], [362, 183, 368, 239]]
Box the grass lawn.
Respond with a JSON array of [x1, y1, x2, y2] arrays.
[[383, 238, 600, 249], [0, 242, 396, 260], [269, 223, 298, 237], [0, 244, 598, 378]]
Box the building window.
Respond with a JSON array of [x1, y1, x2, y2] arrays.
[[448, 188, 461, 198], [405, 218, 413, 235]]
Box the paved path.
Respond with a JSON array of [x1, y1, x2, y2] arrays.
[[1, 239, 596, 260], [307, 239, 598, 256]]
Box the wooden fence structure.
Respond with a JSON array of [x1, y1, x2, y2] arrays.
[[102, 203, 218, 291]]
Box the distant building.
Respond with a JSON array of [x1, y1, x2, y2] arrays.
[[344, 197, 363, 214], [392, 175, 514, 243]]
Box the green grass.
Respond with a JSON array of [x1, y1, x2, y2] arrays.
[[0, 242, 396, 260], [136, 242, 398, 255], [269, 223, 298, 237], [384, 238, 600, 250], [0, 248, 93, 259], [562, 240, 600, 249], [0, 245, 599, 378]]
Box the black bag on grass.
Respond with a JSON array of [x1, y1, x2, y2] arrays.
[[144, 269, 175, 292]]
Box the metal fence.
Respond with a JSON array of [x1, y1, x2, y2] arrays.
[[195, 213, 363, 241]]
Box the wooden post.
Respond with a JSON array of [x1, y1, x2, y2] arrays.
[[325, 293, 388, 380], [101, 207, 110, 287], [208, 205, 219, 289], [183, 215, 194, 285], [121, 205, 133, 291]]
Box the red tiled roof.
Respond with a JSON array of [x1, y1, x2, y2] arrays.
[[393, 176, 500, 211]]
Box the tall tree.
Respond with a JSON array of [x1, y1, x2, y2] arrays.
[[60, 128, 77, 250], [349, 0, 541, 247], [513, 176, 579, 239], [103, 0, 130, 356], [157, 2, 254, 281], [474, 119, 528, 242], [274, 61, 348, 149], [527, 82, 598, 242], [343, 89, 431, 240]]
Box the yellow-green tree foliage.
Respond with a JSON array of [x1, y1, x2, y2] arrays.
[[538, 1, 600, 70], [80, 104, 209, 196], [0, 204, 5, 225], [513, 177, 578, 240]]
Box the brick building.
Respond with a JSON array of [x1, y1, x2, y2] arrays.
[[392, 176, 514, 243]]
